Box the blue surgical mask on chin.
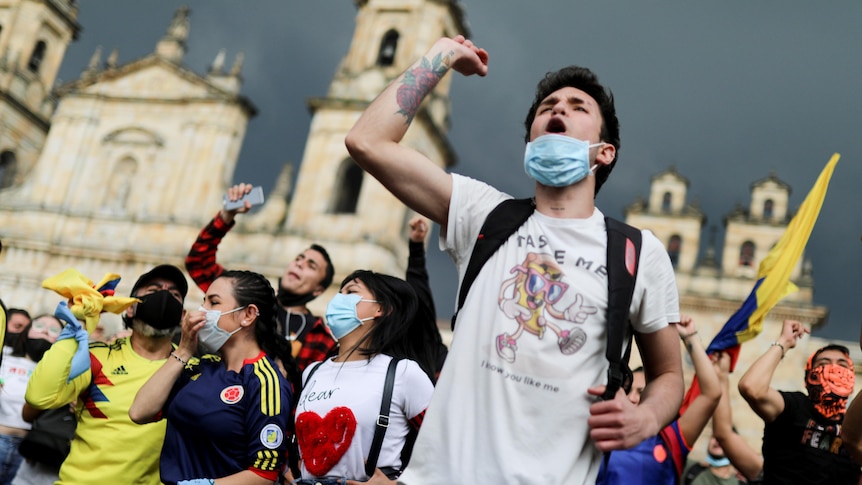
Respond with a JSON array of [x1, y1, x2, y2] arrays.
[[524, 134, 605, 187], [325, 293, 377, 340], [197, 305, 246, 354]]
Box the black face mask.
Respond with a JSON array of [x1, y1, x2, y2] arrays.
[[3, 332, 20, 347], [276, 278, 316, 308], [26, 338, 53, 362], [132, 290, 184, 330]]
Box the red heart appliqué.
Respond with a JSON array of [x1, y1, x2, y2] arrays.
[[296, 406, 357, 476]]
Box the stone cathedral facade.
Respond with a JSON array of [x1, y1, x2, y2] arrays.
[[0, 0, 467, 327]]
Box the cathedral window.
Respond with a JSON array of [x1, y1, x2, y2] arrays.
[[330, 158, 363, 214], [377, 29, 399, 66], [763, 199, 774, 220], [0, 151, 16, 188], [28, 40, 47, 73], [667, 235, 681, 268], [661, 191, 672, 213], [739, 240, 755, 267]]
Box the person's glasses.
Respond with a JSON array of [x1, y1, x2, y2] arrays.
[[32, 320, 62, 338]]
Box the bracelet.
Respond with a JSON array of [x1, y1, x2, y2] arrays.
[[770, 341, 786, 359], [680, 330, 699, 341], [170, 352, 189, 366]]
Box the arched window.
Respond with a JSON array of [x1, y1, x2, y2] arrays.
[[667, 235, 682, 268], [28, 40, 47, 73], [377, 29, 399, 66], [330, 159, 363, 214], [0, 151, 17, 189], [763, 199, 774, 220], [739, 240, 756, 267], [661, 191, 672, 213]]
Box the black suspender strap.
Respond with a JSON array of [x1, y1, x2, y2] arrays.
[[365, 357, 400, 477]]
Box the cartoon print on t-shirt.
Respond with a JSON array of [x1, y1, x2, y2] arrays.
[[496, 252, 596, 363]]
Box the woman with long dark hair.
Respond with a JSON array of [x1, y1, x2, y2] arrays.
[[292, 270, 435, 484], [130, 270, 295, 485]]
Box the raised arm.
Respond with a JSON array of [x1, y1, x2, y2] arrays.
[[676, 315, 720, 447], [345, 35, 488, 226], [738, 319, 808, 423], [711, 351, 764, 481], [185, 183, 254, 292], [26, 339, 91, 410]]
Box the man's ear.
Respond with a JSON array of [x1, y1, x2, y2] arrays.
[[312, 285, 325, 298], [595, 143, 616, 167]]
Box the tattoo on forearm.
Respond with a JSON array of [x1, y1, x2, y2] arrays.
[[395, 50, 452, 123]]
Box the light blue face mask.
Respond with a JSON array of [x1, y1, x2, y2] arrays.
[[324, 293, 377, 340], [524, 134, 605, 187], [197, 305, 246, 354]]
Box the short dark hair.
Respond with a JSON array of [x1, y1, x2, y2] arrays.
[[524, 66, 620, 196], [309, 244, 335, 290], [805, 344, 851, 373]]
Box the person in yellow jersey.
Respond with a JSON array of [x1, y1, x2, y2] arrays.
[[25, 265, 188, 485]]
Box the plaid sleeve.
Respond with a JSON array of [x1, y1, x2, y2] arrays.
[[185, 213, 234, 292], [294, 317, 337, 372]]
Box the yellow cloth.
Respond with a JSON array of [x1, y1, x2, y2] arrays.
[[41, 268, 138, 334]]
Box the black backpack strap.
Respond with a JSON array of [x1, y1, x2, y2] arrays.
[[451, 198, 535, 329], [365, 357, 400, 477], [602, 217, 642, 400]]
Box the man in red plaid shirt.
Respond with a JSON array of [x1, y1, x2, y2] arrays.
[[185, 183, 336, 372]]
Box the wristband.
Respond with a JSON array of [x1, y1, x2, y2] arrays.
[[770, 341, 786, 359], [170, 351, 189, 366]]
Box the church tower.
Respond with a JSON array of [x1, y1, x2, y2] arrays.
[[0, 0, 80, 188], [285, 0, 469, 275]]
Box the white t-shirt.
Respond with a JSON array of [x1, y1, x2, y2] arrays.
[[0, 355, 37, 430], [399, 174, 680, 484], [295, 354, 433, 481]]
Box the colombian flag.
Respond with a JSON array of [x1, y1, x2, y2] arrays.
[[681, 154, 839, 411]]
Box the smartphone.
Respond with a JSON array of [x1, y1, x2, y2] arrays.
[[223, 186, 265, 211]]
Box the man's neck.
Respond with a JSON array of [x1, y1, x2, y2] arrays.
[[129, 333, 173, 361], [533, 183, 596, 219]]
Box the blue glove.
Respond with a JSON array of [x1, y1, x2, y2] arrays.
[[54, 302, 90, 382], [177, 480, 215, 485]]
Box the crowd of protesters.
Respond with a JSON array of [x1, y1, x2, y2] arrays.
[[0, 33, 861, 485]]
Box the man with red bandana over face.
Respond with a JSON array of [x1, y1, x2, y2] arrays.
[[739, 319, 861, 484]]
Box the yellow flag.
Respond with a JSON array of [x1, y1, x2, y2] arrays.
[[736, 153, 840, 342]]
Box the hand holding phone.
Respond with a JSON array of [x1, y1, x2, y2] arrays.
[[223, 186, 265, 211]]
